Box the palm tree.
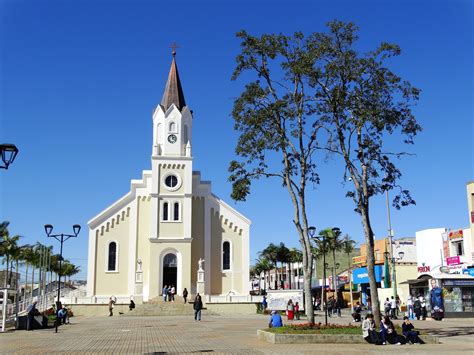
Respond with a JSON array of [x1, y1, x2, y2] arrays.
[[0, 221, 22, 287], [259, 243, 279, 289], [255, 257, 273, 292], [320, 228, 344, 290], [20, 245, 35, 297], [276, 242, 290, 289], [342, 234, 357, 307], [289, 248, 303, 289]]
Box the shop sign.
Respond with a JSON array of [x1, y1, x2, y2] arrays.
[[352, 265, 383, 284], [418, 265, 431, 273], [447, 264, 464, 274], [442, 279, 474, 287], [446, 256, 461, 266], [448, 229, 463, 240], [352, 255, 366, 264]]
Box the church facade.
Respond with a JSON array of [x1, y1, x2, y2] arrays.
[[86, 53, 250, 303]]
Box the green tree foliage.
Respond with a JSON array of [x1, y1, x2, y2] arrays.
[[229, 21, 420, 324]]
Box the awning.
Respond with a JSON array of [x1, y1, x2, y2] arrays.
[[399, 279, 430, 285]]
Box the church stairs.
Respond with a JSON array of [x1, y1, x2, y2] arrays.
[[126, 296, 197, 316]]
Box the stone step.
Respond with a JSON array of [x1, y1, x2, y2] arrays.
[[125, 301, 197, 316]]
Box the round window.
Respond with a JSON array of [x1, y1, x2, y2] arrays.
[[165, 175, 179, 188]]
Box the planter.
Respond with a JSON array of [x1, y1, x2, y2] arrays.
[[257, 330, 439, 344]]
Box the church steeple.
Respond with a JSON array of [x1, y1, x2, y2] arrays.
[[161, 49, 186, 111]]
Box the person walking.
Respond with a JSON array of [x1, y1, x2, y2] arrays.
[[420, 295, 427, 320], [294, 302, 300, 320], [335, 296, 342, 317], [286, 299, 294, 321], [108, 296, 115, 317], [262, 295, 267, 311], [183, 288, 188, 304], [407, 295, 414, 319], [390, 296, 397, 319], [193, 293, 203, 321], [327, 296, 334, 317], [384, 297, 391, 317], [26, 298, 38, 331], [414, 296, 422, 320], [162, 285, 168, 302]]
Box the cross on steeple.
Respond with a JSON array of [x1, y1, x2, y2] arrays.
[[170, 42, 179, 57]]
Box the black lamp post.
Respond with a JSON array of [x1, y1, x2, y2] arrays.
[[309, 226, 328, 326], [0, 144, 19, 170], [45, 224, 81, 333]]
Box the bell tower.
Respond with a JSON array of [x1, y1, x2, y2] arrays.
[[150, 50, 193, 240]]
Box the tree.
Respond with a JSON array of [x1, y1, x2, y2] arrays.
[[307, 21, 421, 324], [259, 243, 279, 289], [289, 248, 303, 289], [20, 245, 35, 297], [320, 228, 344, 290], [276, 242, 290, 289], [0, 221, 22, 287], [342, 234, 357, 307], [230, 30, 330, 323], [255, 257, 273, 292]]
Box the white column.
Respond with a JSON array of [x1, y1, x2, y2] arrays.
[[127, 198, 138, 296], [204, 199, 212, 294], [86, 229, 98, 297]]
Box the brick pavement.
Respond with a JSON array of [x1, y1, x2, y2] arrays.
[[1, 311, 473, 354]]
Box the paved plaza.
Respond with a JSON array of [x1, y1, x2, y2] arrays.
[[1, 310, 474, 354]]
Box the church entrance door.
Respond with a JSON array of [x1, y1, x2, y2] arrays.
[[163, 253, 177, 288]]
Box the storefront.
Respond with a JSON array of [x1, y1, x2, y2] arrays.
[[402, 274, 474, 318], [352, 265, 383, 306]]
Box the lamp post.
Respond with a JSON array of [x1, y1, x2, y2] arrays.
[[325, 262, 340, 293], [309, 226, 328, 326], [0, 144, 19, 170], [384, 250, 404, 300], [44, 224, 81, 333]]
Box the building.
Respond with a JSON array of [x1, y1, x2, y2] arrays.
[[86, 52, 251, 303]]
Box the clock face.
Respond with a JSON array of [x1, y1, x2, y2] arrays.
[[167, 134, 177, 144]]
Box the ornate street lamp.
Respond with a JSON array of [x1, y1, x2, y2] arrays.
[[309, 226, 328, 326], [0, 144, 19, 170], [45, 224, 81, 333]]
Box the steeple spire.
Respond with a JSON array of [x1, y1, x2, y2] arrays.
[[161, 46, 186, 111]]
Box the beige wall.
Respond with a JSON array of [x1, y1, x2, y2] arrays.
[[95, 209, 131, 296], [210, 209, 244, 295], [191, 197, 205, 286]]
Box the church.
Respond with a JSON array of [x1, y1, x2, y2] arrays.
[[86, 51, 251, 303]]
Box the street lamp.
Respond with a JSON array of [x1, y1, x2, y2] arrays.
[[44, 224, 81, 333], [309, 226, 328, 326], [384, 250, 404, 299], [324, 262, 340, 292], [0, 144, 19, 170]]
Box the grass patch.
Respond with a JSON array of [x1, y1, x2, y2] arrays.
[[266, 323, 362, 335]]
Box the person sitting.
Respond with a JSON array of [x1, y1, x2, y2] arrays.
[[362, 314, 380, 344], [402, 316, 422, 344], [268, 310, 283, 328], [57, 306, 68, 325], [129, 299, 136, 311], [380, 316, 402, 345], [352, 302, 362, 322]]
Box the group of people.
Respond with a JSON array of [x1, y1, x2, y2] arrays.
[[326, 296, 343, 317], [285, 299, 300, 320], [383, 294, 428, 320], [27, 298, 70, 330], [362, 314, 423, 345], [162, 285, 176, 302]]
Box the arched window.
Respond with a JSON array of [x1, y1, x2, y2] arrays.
[[169, 122, 176, 133], [108, 242, 117, 271], [173, 202, 180, 221], [183, 125, 188, 143], [163, 202, 169, 221], [222, 241, 231, 271]]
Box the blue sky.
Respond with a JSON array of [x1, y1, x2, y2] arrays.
[[1, 0, 472, 280]]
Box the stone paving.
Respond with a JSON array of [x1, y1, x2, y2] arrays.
[[1, 310, 473, 354]]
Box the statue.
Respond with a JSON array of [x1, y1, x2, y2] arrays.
[[198, 258, 205, 271], [429, 279, 444, 320], [137, 259, 142, 272]]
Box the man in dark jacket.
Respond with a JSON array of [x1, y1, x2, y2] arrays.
[[26, 299, 38, 331]]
